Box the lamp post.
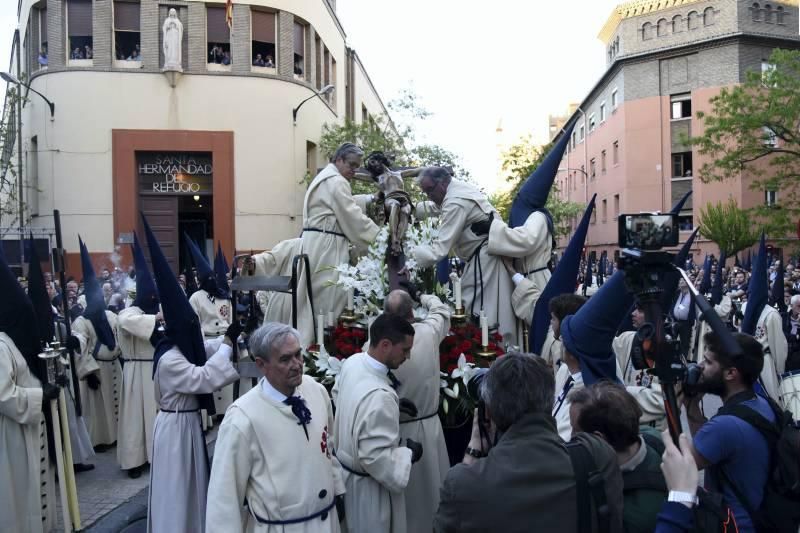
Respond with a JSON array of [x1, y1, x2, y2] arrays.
[[0, 71, 56, 118], [292, 84, 334, 124]]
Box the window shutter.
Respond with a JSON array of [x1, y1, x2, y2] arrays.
[[206, 7, 229, 44], [294, 23, 305, 57], [68, 0, 93, 37], [114, 1, 140, 32], [251, 10, 275, 43]]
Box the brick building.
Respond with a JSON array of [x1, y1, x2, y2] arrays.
[[554, 0, 800, 260], [2, 0, 389, 276]]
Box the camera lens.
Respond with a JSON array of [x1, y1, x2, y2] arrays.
[[467, 368, 489, 402]]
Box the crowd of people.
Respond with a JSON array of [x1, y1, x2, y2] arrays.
[[2, 137, 799, 533], [70, 44, 93, 60]]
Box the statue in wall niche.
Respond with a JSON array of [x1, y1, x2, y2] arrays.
[[162, 8, 183, 72]]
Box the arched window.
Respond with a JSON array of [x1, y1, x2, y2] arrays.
[[642, 22, 654, 40], [657, 18, 668, 36], [752, 2, 762, 21], [776, 5, 785, 24], [764, 3, 773, 23], [672, 14, 684, 32], [687, 11, 700, 30], [703, 7, 715, 26]]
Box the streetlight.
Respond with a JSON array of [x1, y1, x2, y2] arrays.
[[1, 71, 56, 119], [292, 84, 334, 124]]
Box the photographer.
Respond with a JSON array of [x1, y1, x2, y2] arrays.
[[434, 352, 624, 533], [683, 332, 773, 532]]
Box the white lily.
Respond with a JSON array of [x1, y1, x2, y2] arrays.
[[450, 353, 476, 386]]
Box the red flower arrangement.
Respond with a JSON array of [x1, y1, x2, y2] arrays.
[[327, 325, 368, 359], [439, 322, 504, 374]]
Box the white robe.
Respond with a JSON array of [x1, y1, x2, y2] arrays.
[[0, 333, 55, 533], [488, 211, 552, 299], [412, 179, 517, 345], [613, 331, 666, 428], [72, 311, 122, 446], [302, 164, 380, 324], [207, 376, 345, 532], [742, 303, 788, 404], [189, 290, 233, 414], [116, 306, 158, 470], [553, 364, 583, 442], [147, 337, 239, 533], [392, 295, 451, 533], [332, 353, 412, 533]]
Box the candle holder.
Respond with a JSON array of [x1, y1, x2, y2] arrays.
[[475, 345, 498, 361], [451, 306, 467, 324], [339, 308, 359, 323]]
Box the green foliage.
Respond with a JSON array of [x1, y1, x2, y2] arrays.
[[698, 199, 760, 256], [495, 135, 584, 238], [689, 48, 800, 239]]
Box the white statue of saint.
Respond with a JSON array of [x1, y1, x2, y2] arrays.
[[162, 8, 183, 72]]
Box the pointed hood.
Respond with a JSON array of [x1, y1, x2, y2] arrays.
[[0, 243, 46, 381], [185, 233, 218, 295], [214, 242, 231, 299], [698, 255, 712, 296], [670, 190, 692, 215], [131, 233, 160, 315], [436, 258, 451, 285], [508, 123, 574, 228], [771, 252, 786, 314], [142, 214, 215, 411], [711, 252, 726, 306], [79, 237, 116, 350], [560, 270, 633, 386], [27, 235, 55, 346], [735, 254, 741, 268], [530, 194, 596, 355], [742, 233, 768, 335], [660, 228, 700, 311]]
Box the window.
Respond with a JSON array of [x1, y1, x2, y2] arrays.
[[687, 11, 700, 30], [572, 131, 577, 148], [67, 0, 93, 63], [324, 46, 330, 87], [306, 141, 318, 177], [613, 140, 619, 164], [672, 152, 693, 177], [29, 136, 38, 217], [600, 102, 606, 122], [776, 5, 785, 24], [642, 22, 653, 40], [611, 89, 618, 108], [331, 57, 337, 107], [589, 114, 596, 132], [614, 194, 620, 218], [251, 10, 276, 70], [764, 3, 773, 23], [671, 94, 691, 119], [765, 190, 778, 206], [602, 199, 607, 222], [37, 7, 48, 69], [678, 215, 693, 230], [114, 1, 140, 64], [293, 21, 306, 79], [362, 104, 368, 124], [752, 2, 762, 22], [672, 14, 684, 33], [579, 124, 585, 141], [601, 150, 607, 173], [591, 209, 597, 225], [590, 158, 596, 180], [763, 126, 777, 147], [703, 7, 715, 26], [657, 18, 668, 36], [315, 35, 322, 89], [207, 6, 231, 68], [761, 60, 775, 85]]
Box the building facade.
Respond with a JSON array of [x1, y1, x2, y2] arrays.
[[4, 0, 390, 275], [555, 0, 800, 260]]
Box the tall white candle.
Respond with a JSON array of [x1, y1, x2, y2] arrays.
[[481, 315, 489, 347], [317, 313, 325, 351], [454, 276, 462, 309], [328, 311, 335, 328], [347, 287, 355, 310]]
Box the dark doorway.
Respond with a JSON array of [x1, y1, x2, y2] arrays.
[[178, 195, 213, 273]]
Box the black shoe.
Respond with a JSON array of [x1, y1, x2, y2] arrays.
[[127, 466, 143, 479], [74, 463, 95, 473]]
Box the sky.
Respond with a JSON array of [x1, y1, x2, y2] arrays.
[[0, 0, 624, 191]]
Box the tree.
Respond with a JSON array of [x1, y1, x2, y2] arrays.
[[689, 48, 800, 240], [491, 135, 584, 238], [698, 199, 760, 256]]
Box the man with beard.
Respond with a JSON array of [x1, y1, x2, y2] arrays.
[[684, 332, 774, 532]]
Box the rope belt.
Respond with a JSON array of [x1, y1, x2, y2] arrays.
[[523, 265, 549, 276], [303, 227, 346, 238], [95, 356, 120, 362], [469, 239, 488, 318], [400, 411, 439, 424], [159, 408, 200, 414], [335, 455, 370, 477], [246, 499, 336, 525], [120, 357, 153, 362]]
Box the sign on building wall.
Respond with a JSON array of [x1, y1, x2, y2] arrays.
[[137, 152, 213, 195]]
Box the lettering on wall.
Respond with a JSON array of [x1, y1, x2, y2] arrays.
[[137, 152, 213, 195]]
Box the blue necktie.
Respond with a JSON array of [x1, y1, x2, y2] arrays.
[[284, 395, 312, 440], [387, 371, 401, 390], [552, 376, 575, 417]]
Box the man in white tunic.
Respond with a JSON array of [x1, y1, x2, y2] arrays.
[[412, 167, 516, 344], [0, 251, 56, 533], [383, 289, 450, 532], [207, 323, 346, 531], [332, 314, 421, 533], [142, 215, 241, 533], [116, 234, 161, 477], [72, 237, 122, 448]]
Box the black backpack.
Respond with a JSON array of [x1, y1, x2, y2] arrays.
[[565, 440, 610, 533], [713, 395, 800, 533]]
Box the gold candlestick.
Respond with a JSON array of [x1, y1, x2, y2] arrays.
[[339, 308, 359, 323], [476, 345, 497, 361], [451, 306, 467, 324]]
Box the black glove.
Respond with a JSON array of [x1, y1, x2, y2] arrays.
[[65, 335, 81, 353], [225, 320, 244, 343], [149, 323, 165, 348], [335, 494, 346, 522], [470, 212, 494, 236], [86, 373, 101, 391], [399, 398, 419, 418], [42, 383, 60, 403], [406, 438, 423, 464], [398, 280, 420, 303]]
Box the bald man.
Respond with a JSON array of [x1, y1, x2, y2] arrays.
[[384, 289, 451, 532]]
